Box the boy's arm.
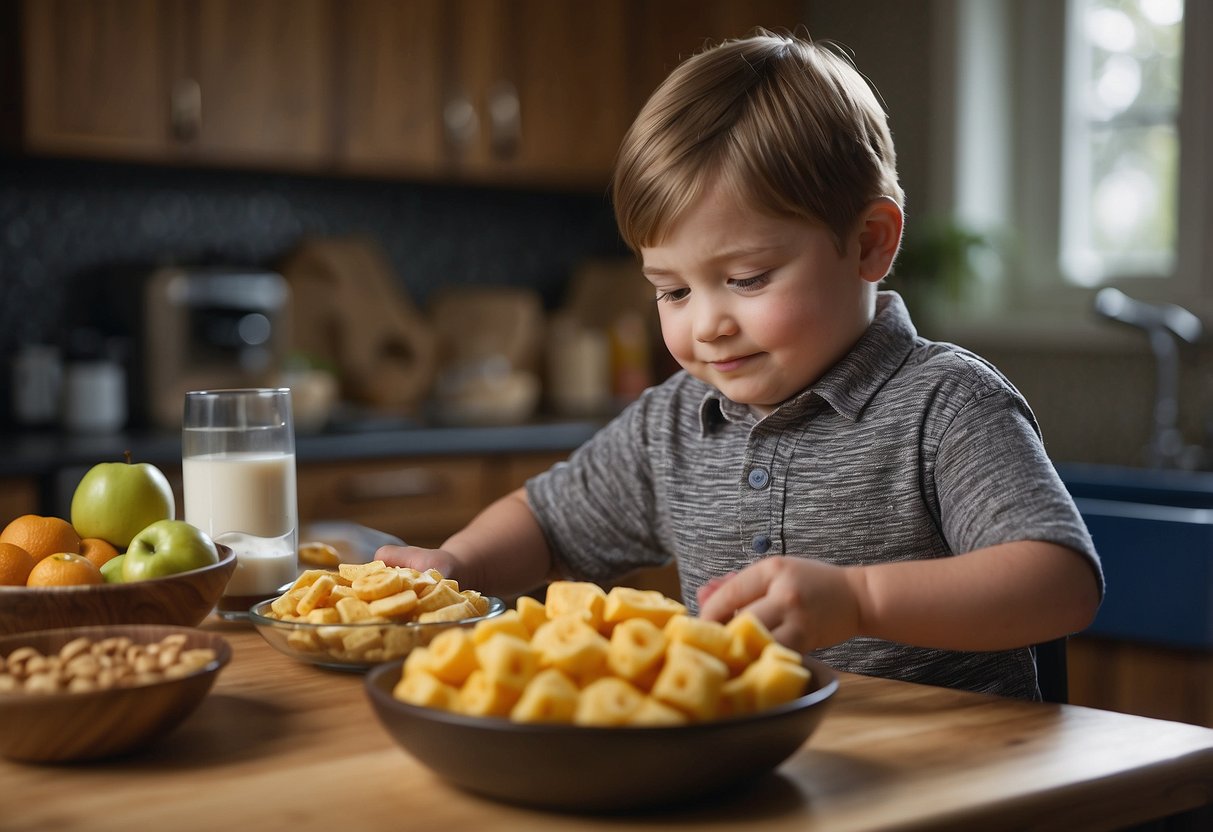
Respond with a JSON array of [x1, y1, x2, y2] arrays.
[[375, 487, 554, 599], [698, 540, 1101, 653]]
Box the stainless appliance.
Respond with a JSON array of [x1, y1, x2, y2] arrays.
[[143, 266, 290, 429]]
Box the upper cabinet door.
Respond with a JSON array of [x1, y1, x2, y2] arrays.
[[188, 0, 334, 165], [336, 0, 447, 176], [456, 0, 630, 187], [21, 0, 174, 158]]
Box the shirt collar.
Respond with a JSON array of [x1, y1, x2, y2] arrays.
[[698, 291, 918, 434]]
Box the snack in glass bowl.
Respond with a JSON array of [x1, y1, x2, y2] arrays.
[[250, 561, 503, 671]]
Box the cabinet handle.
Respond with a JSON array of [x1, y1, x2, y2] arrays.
[[171, 78, 202, 143], [337, 469, 449, 502], [488, 80, 520, 159], [443, 94, 479, 153]]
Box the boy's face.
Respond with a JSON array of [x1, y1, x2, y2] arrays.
[[640, 185, 880, 415]]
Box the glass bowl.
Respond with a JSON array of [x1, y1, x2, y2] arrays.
[[248, 595, 506, 672]]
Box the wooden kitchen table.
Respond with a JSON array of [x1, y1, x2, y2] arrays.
[[3, 622, 1213, 832]]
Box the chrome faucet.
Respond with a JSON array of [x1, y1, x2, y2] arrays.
[[1093, 288, 1203, 468]]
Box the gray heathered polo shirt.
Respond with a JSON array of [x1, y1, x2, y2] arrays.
[[527, 291, 1103, 700]]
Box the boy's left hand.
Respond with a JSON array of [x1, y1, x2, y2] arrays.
[[696, 556, 863, 654]]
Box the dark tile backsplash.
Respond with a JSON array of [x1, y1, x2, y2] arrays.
[[0, 155, 629, 428]]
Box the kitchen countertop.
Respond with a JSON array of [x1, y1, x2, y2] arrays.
[[0, 416, 605, 478], [4, 622, 1213, 830]]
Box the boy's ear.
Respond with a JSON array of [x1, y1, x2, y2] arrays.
[[855, 197, 904, 284]]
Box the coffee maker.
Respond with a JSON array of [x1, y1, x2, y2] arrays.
[[143, 266, 290, 429]]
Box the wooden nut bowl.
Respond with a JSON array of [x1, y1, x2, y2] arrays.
[[0, 546, 236, 637], [0, 624, 231, 762]]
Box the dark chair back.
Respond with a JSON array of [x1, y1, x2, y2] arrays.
[[1032, 637, 1069, 703]]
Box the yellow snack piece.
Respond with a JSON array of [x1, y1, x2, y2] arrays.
[[338, 560, 387, 582], [426, 628, 479, 686], [723, 611, 777, 673], [296, 574, 337, 616], [335, 596, 375, 623], [462, 590, 490, 617], [628, 696, 690, 727], [417, 599, 480, 623], [531, 615, 609, 685], [341, 626, 384, 655], [760, 641, 805, 665], [545, 581, 608, 632], [395, 670, 459, 709], [369, 589, 419, 619], [607, 618, 667, 686], [474, 633, 538, 693], [664, 614, 731, 662], [352, 569, 409, 602], [459, 669, 521, 717], [603, 585, 687, 627], [510, 668, 580, 724], [575, 677, 646, 726], [651, 641, 728, 721], [416, 583, 465, 613], [515, 595, 547, 635], [730, 652, 811, 712], [305, 607, 341, 625], [471, 609, 530, 645]]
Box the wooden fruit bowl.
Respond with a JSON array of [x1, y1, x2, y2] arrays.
[[0, 546, 236, 636], [0, 624, 231, 762]]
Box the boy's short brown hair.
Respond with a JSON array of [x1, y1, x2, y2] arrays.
[[612, 31, 903, 254]]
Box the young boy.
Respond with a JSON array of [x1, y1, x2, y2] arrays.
[[379, 31, 1103, 700]]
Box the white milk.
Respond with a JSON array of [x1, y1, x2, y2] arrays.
[[183, 451, 298, 596]]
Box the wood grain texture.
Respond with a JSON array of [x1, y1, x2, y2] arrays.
[[0, 547, 236, 636], [2, 623, 1212, 831], [0, 624, 231, 762]]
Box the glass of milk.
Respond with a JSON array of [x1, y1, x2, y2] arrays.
[[183, 388, 298, 621]]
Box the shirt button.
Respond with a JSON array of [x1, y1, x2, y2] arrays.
[[747, 467, 770, 489], [752, 534, 772, 554]]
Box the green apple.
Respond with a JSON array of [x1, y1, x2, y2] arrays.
[[71, 455, 176, 549], [100, 553, 126, 583], [124, 520, 218, 581]]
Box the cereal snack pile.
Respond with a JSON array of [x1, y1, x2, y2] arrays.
[[393, 580, 811, 726], [0, 634, 218, 694], [261, 561, 493, 664]]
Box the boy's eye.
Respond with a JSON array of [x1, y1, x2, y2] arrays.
[[731, 272, 771, 291], [656, 288, 690, 303]]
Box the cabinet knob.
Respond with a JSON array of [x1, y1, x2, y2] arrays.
[[443, 94, 479, 153], [488, 80, 520, 160], [171, 78, 202, 143]]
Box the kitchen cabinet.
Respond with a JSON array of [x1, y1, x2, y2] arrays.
[[296, 450, 570, 550], [0, 478, 39, 520], [13, 0, 333, 167], [8, 0, 804, 186]]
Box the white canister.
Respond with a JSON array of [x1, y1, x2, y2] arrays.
[[62, 361, 127, 433], [12, 344, 63, 427]]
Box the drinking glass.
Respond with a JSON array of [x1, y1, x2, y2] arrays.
[[183, 388, 298, 621]]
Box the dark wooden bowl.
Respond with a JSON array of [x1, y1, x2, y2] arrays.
[[0, 546, 236, 636], [0, 624, 231, 762], [365, 655, 839, 812]]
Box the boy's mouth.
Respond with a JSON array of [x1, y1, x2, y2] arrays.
[[709, 354, 754, 372]]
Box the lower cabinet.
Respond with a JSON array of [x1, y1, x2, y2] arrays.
[[296, 451, 568, 549], [1068, 636, 1213, 728]]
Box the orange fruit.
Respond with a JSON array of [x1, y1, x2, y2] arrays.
[[0, 542, 37, 586], [26, 552, 104, 587], [0, 514, 82, 563], [80, 537, 121, 569]]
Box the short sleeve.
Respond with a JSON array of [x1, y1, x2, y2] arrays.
[[525, 394, 671, 584]]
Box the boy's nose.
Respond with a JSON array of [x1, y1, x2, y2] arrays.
[[693, 297, 738, 342]]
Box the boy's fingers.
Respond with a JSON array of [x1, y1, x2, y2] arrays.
[[697, 565, 769, 622]]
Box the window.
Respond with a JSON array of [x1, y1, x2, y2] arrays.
[[946, 0, 1210, 316], [1060, 0, 1183, 286]]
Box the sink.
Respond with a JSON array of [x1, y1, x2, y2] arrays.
[[1057, 463, 1213, 649]]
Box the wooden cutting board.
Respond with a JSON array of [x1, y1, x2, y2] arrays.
[[279, 236, 436, 410]]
